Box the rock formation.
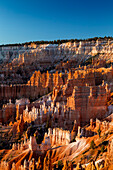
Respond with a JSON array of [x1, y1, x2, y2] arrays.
[[1, 39, 113, 169]]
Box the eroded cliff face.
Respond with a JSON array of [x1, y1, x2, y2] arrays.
[[1, 65, 113, 103], [0, 66, 113, 125], [1, 115, 113, 170], [1, 38, 113, 86], [1, 39, 113, 170], [4, 39, 113, 66]]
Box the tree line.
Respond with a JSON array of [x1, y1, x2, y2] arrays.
[[0, 36, 113, 47]]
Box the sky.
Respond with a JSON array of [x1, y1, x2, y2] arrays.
[[0, 0, 113, 45]]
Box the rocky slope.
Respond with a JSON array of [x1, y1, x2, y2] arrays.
[[1, 38, 113, 169]]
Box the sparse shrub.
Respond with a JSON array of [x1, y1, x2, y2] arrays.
[[46, 120, 49, 130], [58, 160, 63, 170], [71, 138, 75, 143], [101, 145, 104, 153], [90, 140, 96, 149], [97, 127, 101, 138]]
